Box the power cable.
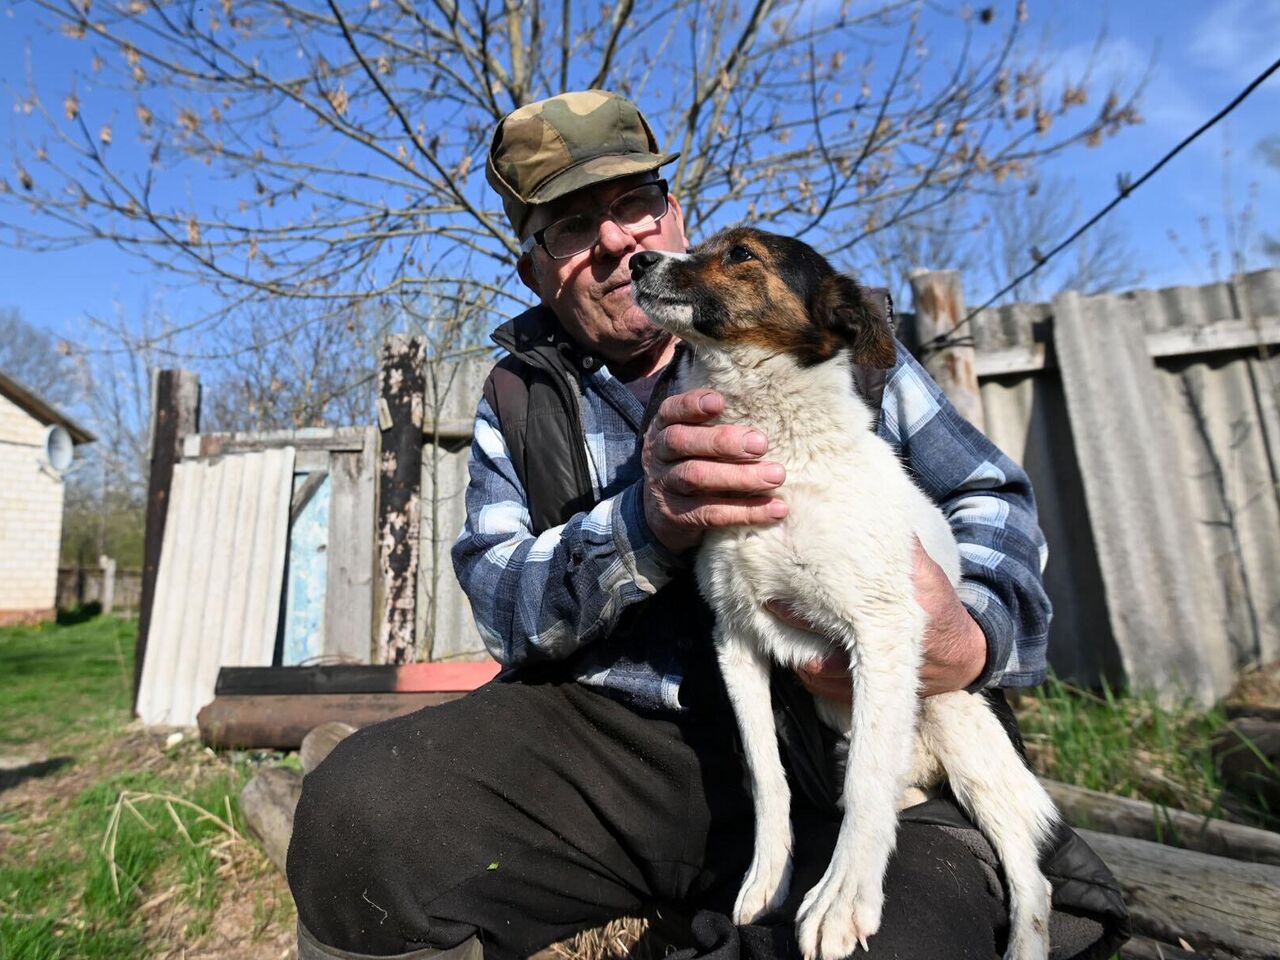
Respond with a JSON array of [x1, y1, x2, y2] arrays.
[[918, 54, 1280, 359]]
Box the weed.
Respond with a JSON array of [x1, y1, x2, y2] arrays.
[[1016, 675, 1252, 821]]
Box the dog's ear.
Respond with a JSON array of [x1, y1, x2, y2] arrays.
[[812, 273, 898, 370]]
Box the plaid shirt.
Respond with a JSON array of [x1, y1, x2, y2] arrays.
[[452, 341, 1051, 711]]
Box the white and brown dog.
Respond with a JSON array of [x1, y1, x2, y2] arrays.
[[629, 228, 1059, 960]]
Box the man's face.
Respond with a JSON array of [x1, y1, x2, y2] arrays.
[[517, 174, 689, 369]]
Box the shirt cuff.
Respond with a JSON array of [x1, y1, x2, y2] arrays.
[[612, 481, 686, 594], [956, 579, 1014, 692]]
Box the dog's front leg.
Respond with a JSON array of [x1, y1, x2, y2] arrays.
[[716, 628, 794, 924], [796, 621, 919, 960]]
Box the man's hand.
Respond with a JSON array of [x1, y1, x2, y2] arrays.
[[642, 388, 788, 554], [781, 539, 987, 701]]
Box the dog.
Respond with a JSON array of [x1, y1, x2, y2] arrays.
[[629, 227, 1059, 960]]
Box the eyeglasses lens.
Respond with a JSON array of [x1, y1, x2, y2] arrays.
[[543, 183, 667, 258]]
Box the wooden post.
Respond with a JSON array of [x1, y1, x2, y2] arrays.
[[98, 555, 116, 615], [133, 369, 200, 711], [907, 269, 986, 433], [376, 336, 425, 664]]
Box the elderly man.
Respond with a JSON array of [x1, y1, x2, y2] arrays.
[[287, 91, 1126, 960]]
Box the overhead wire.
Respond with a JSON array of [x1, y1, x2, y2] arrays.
[[918, 54, 1280, 359]]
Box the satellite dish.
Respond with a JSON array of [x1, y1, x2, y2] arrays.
[[43, 425, 74, 473]]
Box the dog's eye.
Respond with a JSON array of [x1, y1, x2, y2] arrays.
[[728, 245, 754, 263]]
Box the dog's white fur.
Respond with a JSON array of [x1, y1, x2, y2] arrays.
[[634, 250, 1059, 960]]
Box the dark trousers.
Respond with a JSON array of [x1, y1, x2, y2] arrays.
[[286, 677, 1008, 960]]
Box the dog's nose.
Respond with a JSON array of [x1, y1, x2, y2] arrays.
[[630, 251, 662, 280]]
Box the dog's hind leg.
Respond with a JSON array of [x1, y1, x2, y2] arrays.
[[795, 615, 920, 960], [919, 693, 1058, 960], [716, 627, 794, 924]]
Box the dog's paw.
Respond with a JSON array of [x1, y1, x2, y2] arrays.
[[733, 851, 793, 925], [795, 875, 883, 960]]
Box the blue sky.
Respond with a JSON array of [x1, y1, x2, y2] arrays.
[[1, 0, 1277, 345]]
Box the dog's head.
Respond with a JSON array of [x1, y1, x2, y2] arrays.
[[629, 226, 896, 369]]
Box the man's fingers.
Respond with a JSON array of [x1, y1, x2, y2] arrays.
[[655, 389, 723, 430], [664, 459, 785, 496], [668, 495, 789, 528], [652, 423, 768, 463]]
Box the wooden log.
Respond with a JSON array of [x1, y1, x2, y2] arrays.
[[1042, 778, 1280, 866], [133, 369, 200, 711], [241, 767, 303, 874], [1212, 717, 1280, 811], [376, 335, 426, 664], [198, 691, 462, 749], [1120, 936, 1210, 960], [325, 433, 377, 664], [300, 722, 357, 775], [215, 661, 499, 697], [1079, 828, 1280, 959], [908, 269, 985, 432]]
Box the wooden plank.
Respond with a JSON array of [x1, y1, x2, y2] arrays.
[[971, 316, 1280, 379], [377, 336, 426, 664], [193, 426, 368, 457], [1042, 778, 1280, 866], [325, 433, 376, 664], [422, 418, 475, 442], [198, 692, 463, 749], [1121, 936, 1209, 960], [281, 472, 331, 665], [133, 369, 199, 711], [974, 344, 1048, 378], [215, 661, 500, 696], [1079, 828, 1280, 959], [1146, 316, 1280, 359]]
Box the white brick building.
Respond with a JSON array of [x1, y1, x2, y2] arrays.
[[0, 373, 95, 626]]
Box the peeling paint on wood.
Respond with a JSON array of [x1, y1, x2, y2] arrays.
[[377, 335, 426, 664]]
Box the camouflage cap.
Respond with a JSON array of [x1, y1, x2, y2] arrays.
[[486, 89, 679, 237]]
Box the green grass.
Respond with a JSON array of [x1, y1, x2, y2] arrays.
[[0, 614, 135, 748], [0, 616, 270, 959], [1017, 675, 1274, 826]]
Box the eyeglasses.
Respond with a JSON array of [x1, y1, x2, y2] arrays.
[[521, 180, 669, 260]]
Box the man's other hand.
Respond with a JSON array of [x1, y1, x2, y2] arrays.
[[781, 539, 988, 700], [642, 388, 788, 555]]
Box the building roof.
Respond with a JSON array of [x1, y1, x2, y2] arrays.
[[0, 371, 96, 444]]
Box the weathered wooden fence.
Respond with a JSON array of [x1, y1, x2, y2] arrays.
[[904, 267, 1280, 706], [135, 268, 1280, 716]]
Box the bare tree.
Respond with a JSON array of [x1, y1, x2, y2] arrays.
[[863, 173, 1144, 308], [3, 0, 1141, 353], [1255, 136, 1279, 262], [0, 307, 79, 406]]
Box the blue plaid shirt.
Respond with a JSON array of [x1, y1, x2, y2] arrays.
[[452, 341, 1051, 711]]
